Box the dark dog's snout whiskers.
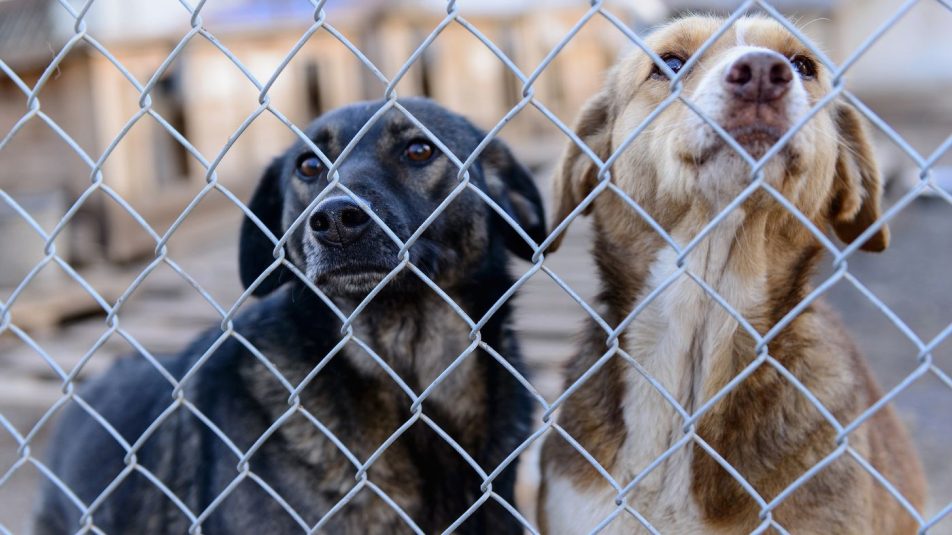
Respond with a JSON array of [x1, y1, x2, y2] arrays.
[[309, 196, 372, 246]]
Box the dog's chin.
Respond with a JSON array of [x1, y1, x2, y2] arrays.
[[725, 124, 784, 159], [677, 123, 803, 207], [313, 266, 392, 296], [683, 123, 800, 168]]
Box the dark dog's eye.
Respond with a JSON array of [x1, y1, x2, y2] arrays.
[[790, 55, 816, 79], [650, 54, 686, 79], [405, 140, 435, 162], [295, 153, 324, 181]]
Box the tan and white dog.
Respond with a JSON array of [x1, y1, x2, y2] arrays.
[[538, 15, 926, 535]]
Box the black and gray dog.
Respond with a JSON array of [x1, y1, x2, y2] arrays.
[[34, 98, 545, 534]]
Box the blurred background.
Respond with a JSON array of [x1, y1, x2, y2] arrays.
[[1, 0, 951, 532]]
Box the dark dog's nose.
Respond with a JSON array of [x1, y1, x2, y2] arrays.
[[309, 196, 371, 246], [724, 51, 792, 103]]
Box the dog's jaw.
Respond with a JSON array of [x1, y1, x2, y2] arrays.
[[302, 237, 388, 297]]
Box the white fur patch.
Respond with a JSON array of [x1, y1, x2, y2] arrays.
[[543, 475, 624, 534], [542, 214, 764, 533], [735, 19, 749, 46], [542, 472, 717, 535], [624, 214, 758, 531]]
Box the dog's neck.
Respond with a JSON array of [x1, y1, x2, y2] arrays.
[[612, 203, 820, 409], [336, 287, 493, 422]]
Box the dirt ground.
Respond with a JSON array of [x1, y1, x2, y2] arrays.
[[1, 184, 950, 533]]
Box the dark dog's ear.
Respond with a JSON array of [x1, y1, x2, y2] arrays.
[[829, 103, 889, 252], [481, 139, 546, 261], [239, 158, 290, 295], [550, 88, 614, 252]]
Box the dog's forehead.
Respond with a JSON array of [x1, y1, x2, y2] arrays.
[[301, 99, 476, 151], [648, 16, 807, 58], [302, 103, 379, 145], [647, 16, 723, 56], [730, 18, 807, 56]]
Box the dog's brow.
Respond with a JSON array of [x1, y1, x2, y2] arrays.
[[387, 121, 421, 139], [313, 129, 332, 146], [656, 25, 699, 60]]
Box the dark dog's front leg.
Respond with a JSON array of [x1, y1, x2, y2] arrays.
[[480, 464, 524, 535]]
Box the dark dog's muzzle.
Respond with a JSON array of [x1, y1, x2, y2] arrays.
[[309, 195, 372, 247]]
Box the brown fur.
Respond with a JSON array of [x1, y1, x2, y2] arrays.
[[539, 15, 925, 534]]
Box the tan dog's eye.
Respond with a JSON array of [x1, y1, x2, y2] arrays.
[[790, 55, 817, 79], [650, 54, 686, 80]]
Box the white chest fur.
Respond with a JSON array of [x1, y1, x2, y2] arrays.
[[544, 212, 765, 534]]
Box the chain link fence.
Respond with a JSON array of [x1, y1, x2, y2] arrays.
[[1, 0, 951, 533]]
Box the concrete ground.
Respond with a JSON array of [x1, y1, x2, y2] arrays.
[[1, 187, 950, 533]]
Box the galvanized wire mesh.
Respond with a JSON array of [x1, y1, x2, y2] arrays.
[[1, 0, 951, 533]]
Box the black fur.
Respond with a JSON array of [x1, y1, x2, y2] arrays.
[[35, 98, 543, 534]]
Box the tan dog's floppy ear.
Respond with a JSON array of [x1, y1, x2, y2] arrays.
[[549, 89, 614, 252], [829, 103, 889, 252]]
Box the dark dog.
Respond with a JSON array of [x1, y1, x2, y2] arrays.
[[34, 98, 545, 534]]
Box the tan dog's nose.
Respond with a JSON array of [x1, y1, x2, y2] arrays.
[[724, 51, 792, 102]]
